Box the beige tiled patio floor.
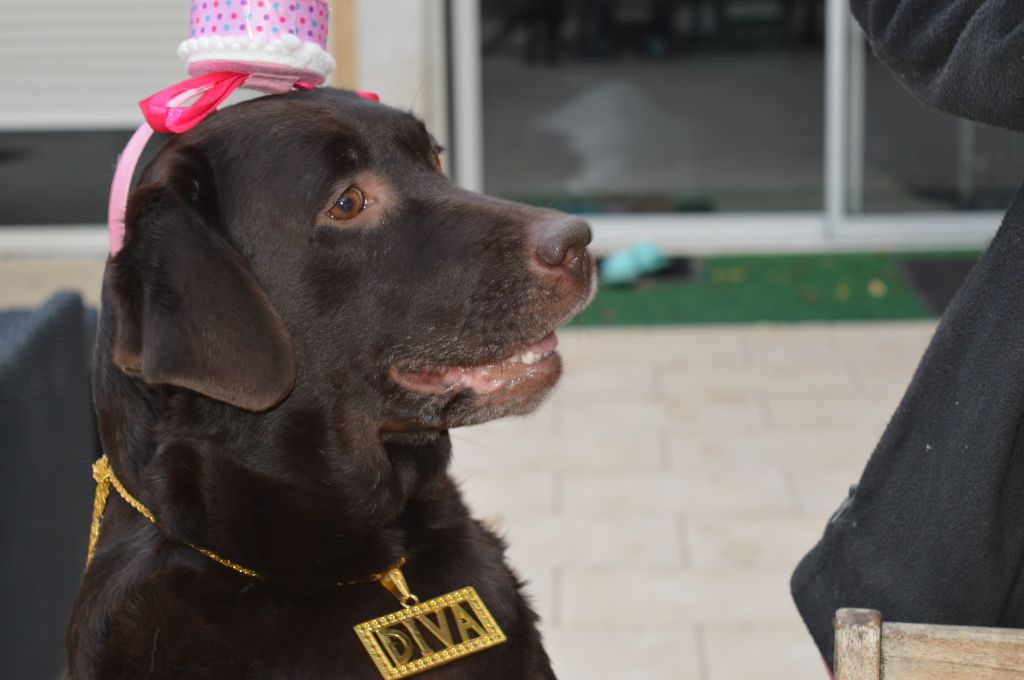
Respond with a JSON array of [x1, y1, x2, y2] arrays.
[[452, 322, 937, 680], [1, 259, 937, 679]]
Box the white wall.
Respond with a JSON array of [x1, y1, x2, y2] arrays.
[[0, 0, 185, 128], [349, 0, 449, 150], [0, 0, 449, 136]]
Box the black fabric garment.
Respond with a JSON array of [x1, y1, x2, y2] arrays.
[[851, 0, 1024, 131], [791, 0, 1024, 667]]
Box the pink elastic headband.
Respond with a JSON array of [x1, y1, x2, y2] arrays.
[[106, 75, 380, 255]]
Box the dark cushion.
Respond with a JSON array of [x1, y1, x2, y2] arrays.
[[0, 291, 99, 680]]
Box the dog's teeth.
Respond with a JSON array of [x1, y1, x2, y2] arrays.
[[520, 351, 541, 365]]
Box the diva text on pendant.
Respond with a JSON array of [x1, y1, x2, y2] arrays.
[[354, 578, 506, 679]]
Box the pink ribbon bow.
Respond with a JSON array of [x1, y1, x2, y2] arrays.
[[139, 72, 249, 134]]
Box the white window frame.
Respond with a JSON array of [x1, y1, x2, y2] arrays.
[[0, 0, 1003, 256]]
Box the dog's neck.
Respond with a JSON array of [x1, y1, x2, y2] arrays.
[[95, 344, 462, 589]]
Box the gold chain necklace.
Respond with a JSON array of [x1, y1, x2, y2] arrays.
[[87, 454, 402, 583], [86, 455, 507, 679]]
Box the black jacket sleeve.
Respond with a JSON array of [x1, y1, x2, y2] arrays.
[[791, 190, 1024, 668], [850, 0, 1024, 130]]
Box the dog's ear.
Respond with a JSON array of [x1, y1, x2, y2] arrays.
[[109, 145, 295, 411]]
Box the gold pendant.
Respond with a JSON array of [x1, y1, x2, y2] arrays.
[[354, 566, 507, 679]]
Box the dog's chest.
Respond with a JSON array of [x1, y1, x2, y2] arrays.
[[160, 573, 516, 679]]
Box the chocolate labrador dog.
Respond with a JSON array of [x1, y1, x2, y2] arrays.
[[67, 88, 594, 679]]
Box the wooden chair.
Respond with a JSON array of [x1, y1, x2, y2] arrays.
[[834, 608, 1024, 680]]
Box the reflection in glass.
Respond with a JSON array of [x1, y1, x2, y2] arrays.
[[0, 131, 138, 225], [854, 36, 1024, 212], [481, 0, 825, 213]]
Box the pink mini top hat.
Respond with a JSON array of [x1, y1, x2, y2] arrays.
[[178, 0, 335, 92]]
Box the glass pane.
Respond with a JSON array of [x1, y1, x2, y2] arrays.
[[0, 130, 162, 226], [480, 0, 825, 213], [854, 37, 1024, 212]]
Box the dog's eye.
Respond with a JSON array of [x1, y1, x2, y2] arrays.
[[328, 187, 366, 221]]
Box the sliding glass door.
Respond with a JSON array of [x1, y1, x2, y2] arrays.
[[451, 0, 1018, 249]]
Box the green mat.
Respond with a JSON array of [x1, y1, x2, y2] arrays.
[[571, 251, 980, 326]]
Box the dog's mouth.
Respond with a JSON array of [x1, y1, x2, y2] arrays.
[[390, 332, 561, 398]]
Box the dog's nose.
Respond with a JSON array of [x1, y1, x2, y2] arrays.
[[535, 217, 592, 280]]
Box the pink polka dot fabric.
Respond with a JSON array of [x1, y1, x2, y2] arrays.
[[189, 0, 329, 48]]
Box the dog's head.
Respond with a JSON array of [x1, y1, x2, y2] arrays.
[[108, 88, 594, 431]]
